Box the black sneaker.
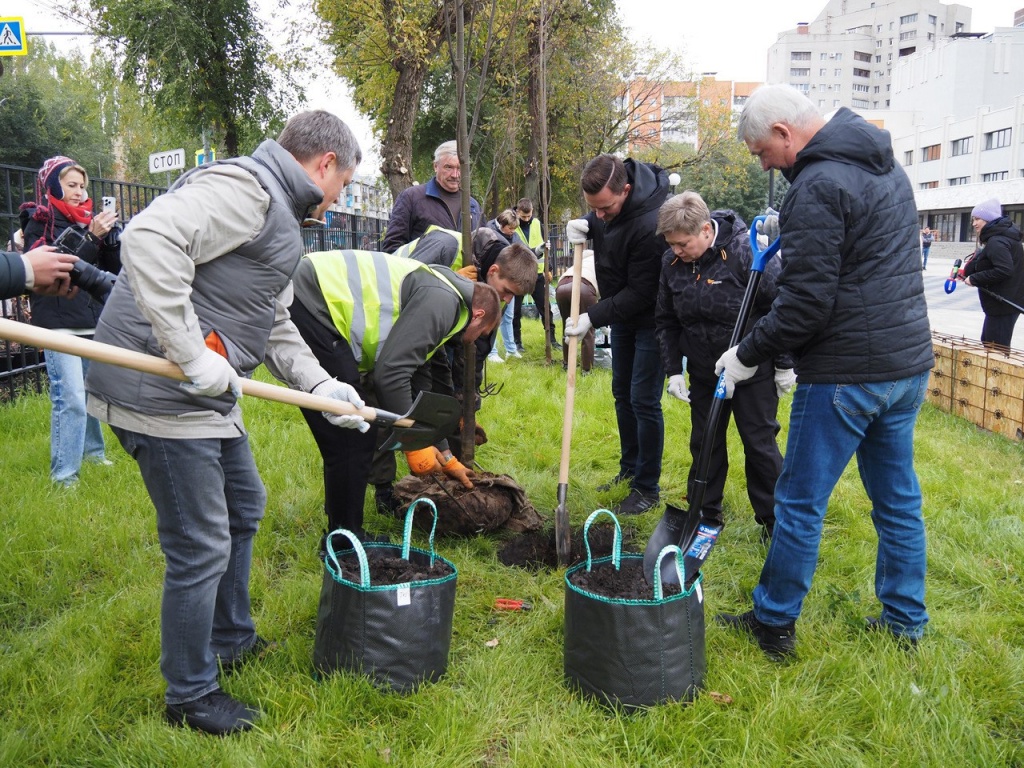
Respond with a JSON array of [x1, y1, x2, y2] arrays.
[[716, 609, 796, 660], [596, 474, 633, 493], [219, 635, 278, 675], [165, 689, 261, 735], [613, 489, 660, 516], [865, 616, 919, 650], [374, 483, 403, 518]]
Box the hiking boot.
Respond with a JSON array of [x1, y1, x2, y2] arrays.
[[218, 635, 278, 675], [165, 689, 261, 735], [374, 483, 403, 518], [596, 474, 633, 493], [716, 609, 796, 660], [613, 489, 660, 516], [865, 616, 919, 650]]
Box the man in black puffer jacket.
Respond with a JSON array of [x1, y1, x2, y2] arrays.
[[564, 155, 669, 516], [961, 198, 1024, 350], [716, 85, 934, 659]]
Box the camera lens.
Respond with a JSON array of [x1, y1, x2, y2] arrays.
[[69, 260, 117, 304]]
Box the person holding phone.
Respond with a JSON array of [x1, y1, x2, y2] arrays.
[[20, 156, 121, 486]]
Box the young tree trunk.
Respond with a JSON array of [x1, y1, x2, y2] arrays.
[[522, 14, 542, 203]]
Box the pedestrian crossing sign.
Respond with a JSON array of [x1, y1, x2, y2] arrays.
[[0, 18, 28, 56]]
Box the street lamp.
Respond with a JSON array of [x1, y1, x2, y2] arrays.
[[668, 172, 681, 195]]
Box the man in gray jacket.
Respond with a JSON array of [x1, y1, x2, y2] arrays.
[[86, 111, 369, 735], [715, 85, 934, 659]]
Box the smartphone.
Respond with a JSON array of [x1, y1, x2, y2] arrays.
[[102, 196, 117, 215]]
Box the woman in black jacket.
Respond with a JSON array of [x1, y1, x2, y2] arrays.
[[21, 156, 120, 486], [655, 191, 794, 541], [962, 198, 1024, 351]]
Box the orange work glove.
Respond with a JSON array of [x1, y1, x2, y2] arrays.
[[405, 447, 445, 476], [442, 455, 476, 489], [457, 265, 478, 281]]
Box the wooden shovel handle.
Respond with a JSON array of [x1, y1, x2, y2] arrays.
[[0, 317, 404, 425], [558, 244, 584, 483]]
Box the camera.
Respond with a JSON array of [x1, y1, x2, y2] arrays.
[[53, 227, 117, 304]]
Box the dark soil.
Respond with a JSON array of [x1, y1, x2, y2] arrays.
[[497, 524, 638, 570], [568, 560, 683, 600], [332, 549, 454, 585]]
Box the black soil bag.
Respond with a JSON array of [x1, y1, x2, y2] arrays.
[[313, 499, 458, 693], [564, 510, 706, 711]]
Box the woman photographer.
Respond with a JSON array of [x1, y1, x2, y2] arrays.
[[20, 155, 120, 486]]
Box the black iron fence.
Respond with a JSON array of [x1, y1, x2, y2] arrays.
[[1, 163, 166, 247], [0, 298, 46, 402]]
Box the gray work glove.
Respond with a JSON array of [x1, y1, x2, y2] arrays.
[[774, 367, 797, 398], [564, 312, 593, 338], [311, 379, 370, 432], [667, 374, 690, 403], [566, 219, 589, 245], [179, 349, 242, 398], [755, 207, 780, 243], [714, 345, 757, 399]]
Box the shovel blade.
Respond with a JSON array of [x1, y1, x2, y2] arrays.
[[376, 391, 462, 451], [643, 503, 701, 585]]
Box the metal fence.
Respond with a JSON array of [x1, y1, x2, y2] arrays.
[[2, 162, 389, 404], [0, 298, 46, 402]]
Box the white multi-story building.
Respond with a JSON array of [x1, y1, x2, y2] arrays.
[[887, 25, 1024, 241], [767, 0, 973, 112]]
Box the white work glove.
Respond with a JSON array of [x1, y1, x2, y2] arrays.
[[311, 379, 370, 432], [564, 312, 593, 338], [179, 349, 242, 398], [667, 374, 690, 403], [755, 207, 780, 243], [774, 367, 797, 398], [714, 345, 758, 399], [566, 219, 589, 245]]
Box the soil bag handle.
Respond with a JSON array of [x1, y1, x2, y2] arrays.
[[401, 497, 440, 565], [582, 509, 622, 572], [324, 529, 371, 587], [652, 546, 685, 600]]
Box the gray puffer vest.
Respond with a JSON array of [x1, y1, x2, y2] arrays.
[[87, 141, 322, 416]]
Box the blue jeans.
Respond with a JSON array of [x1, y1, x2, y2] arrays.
[[112, 428, 266, 705], [753, 372, 930, 638], [45, 349, 105, 483], [495, 302, 516, 354], [609, 324, 664, 497]]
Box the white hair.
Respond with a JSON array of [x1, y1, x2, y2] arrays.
[[737, 84, 822, 143], [434, 140, 458, 163]]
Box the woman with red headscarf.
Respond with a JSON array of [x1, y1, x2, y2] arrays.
[[20, 156, 121, 486]]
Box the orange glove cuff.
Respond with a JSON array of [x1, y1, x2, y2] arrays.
[[405, 448, 441, 475], [443, 456, 467, 473]]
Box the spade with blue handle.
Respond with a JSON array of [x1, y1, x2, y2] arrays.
[[642, 217, 781, 586]]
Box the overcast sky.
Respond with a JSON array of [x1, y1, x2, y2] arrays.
[[619, 0, 1023, 81], [12, 0, 1023, 168]]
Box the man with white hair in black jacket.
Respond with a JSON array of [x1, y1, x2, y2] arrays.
[[715, 84, 934, 659]]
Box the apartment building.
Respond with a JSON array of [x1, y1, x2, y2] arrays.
[[767, 0, 972, 111], [623, 76, 761, 153], [887, 25, 1024, 241]]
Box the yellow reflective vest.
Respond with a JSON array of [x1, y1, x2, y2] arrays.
[[305, 249, 469, 372]]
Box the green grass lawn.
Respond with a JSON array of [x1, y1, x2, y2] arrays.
[[2, 320, 1024, 767]]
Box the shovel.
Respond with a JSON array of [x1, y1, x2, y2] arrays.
[[554, 242, 585, 567], [643, 219, 781, 586], [0, 317, 460, 451]]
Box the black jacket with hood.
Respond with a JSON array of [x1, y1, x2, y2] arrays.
[[584, 160, 669, 331], [737, 108, 933, 383], [656, 210, 791, 384], [962, 216, 1024, 318]]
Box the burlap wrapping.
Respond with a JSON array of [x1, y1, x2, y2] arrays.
[[393, 471, 544, 537]]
